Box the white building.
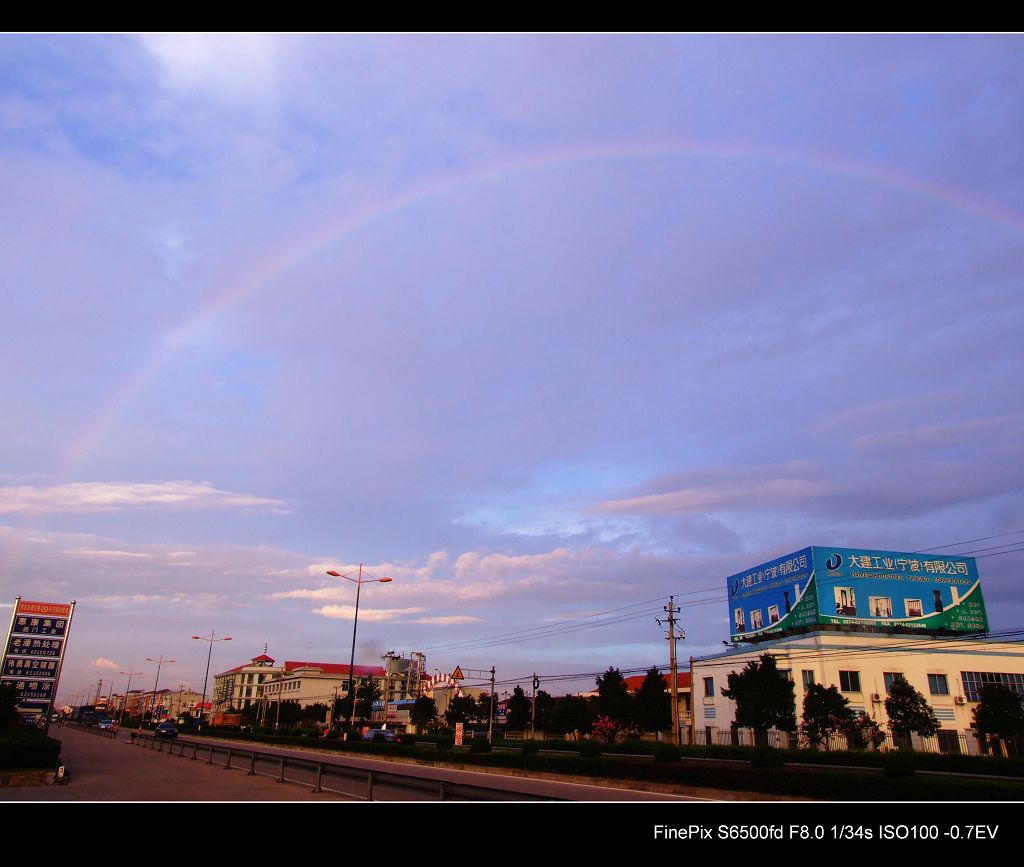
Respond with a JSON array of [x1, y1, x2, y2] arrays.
[[691, 630, 1024, 754]]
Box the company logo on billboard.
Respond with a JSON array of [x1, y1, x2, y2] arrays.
[[826, 553, 842, 571], [731, 579, 740, 595]]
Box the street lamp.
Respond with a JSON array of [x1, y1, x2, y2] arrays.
[[326, 565, 392, 734], [192, 630, 232, 730], [117, 669, 144, 726], [145, 656, 174, 725]]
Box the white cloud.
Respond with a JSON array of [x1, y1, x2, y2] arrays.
[[140, 33, 281, 103], [312, 605, 425, 622], [62, 549, 153, 559], [91, 657, 119, 670], [0, 481, 289, 515]]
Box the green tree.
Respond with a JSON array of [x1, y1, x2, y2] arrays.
[[884, 677, 940, 743], [355, 679, 382, 722], [534, 690, 555, 731], [505, 686, 532, 728], [595, 667, 632, 725], [633, 667, 671, 732], [444, 694, 477, 727], [549, 695, 594, 736], [410, 695, 437, 728], [973, 683, 1024, 751], [302, 702, 329, 724], [473, 693, 494, 723], [801, 683, 855, 748], [721, 653, 796, 744]]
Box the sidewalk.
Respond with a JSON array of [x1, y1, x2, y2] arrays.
[[0, 726, 347, 801]]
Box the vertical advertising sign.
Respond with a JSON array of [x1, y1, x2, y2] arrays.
[[1, 598, 76, 723]]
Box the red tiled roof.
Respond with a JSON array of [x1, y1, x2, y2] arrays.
[[623, 672, 692, 693]]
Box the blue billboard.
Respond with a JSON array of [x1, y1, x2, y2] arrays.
[[727, 546, 988, 642]]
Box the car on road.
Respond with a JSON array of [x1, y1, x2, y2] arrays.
[[362, 728, 399, 742], [97, 719, 114, 731], [154, 721, 178, 739]]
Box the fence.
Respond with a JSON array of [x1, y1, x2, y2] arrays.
[[687, 725, 1022, 756], [126, 731, 563, 801]]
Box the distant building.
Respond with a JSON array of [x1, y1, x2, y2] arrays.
[[212, 653, 283, 714]]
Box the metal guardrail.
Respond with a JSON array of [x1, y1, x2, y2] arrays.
[[126, 732, 561, 801]]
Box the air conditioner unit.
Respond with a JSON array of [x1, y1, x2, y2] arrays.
[[871, 693, 882, 702], [954, 696, 966, 705]]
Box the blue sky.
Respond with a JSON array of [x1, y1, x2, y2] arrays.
[[1, 34, 1022, 704]]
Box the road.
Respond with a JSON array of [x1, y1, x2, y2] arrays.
[[0, 726, 704, 801]]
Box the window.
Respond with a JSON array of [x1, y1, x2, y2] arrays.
[[883, 672, 905, 695], [961, 671, 1024, 703], [750, 609, 763, 630], [839, 670, 861, 692], [768, 604, 780, 624], [905, 599, 923, 618], [928, 674, 949, 696], [802, 670, 816, 689], [703, 677, 714, 697]]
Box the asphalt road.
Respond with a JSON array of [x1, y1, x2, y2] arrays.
[[0, 726, 702, 802]]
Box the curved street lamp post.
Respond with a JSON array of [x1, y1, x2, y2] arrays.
[[192, 630, 232, 730], [326, 565, 392, 734]]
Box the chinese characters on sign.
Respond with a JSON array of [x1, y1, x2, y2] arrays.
[[2, 598, 75, 722]]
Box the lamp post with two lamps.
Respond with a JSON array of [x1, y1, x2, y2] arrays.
[[326, 565, 392, 735], [192, 630, 232, 730]]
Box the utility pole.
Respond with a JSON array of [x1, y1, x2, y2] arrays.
[[531, 673, 539, 736], [488, 667, 496, 743], [664, 596, 683, 745]]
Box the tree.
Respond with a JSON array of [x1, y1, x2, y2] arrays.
[[506, 686, 532, 728], [355, 679, 382, 722], [844, 711, 885, 750], [801, 683, 855, 748], [633, 667, 671, 732], [410, 695, 437, 729], [721, 654, 796, 744], [591, 714, 619, 743], [973, 683, 1024, 752], [595, 667, 632, 725], [302, 702, 329, 725], [534, 690, 555, 731], [444, 694, 476, 728], [549, 695, 594, 736], [884, 677, 940, 743], [473, 693, 494, 723]]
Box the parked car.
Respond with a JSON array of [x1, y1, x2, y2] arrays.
[[154, 721, 178, 739], [362, 728, 399, 742]]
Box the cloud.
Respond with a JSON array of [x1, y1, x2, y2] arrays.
[[91, 657, 119, 670], [409, 615, 482, 625], [0, 481, 289, 515], [140, 34, 281, 103], [312, 605, 425, 622], [62, 549, 153, 559]]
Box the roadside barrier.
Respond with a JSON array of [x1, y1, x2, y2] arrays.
[[127, 732, 558, 801]]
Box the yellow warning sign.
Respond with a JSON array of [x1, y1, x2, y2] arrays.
[[451, 666, 464, 680]]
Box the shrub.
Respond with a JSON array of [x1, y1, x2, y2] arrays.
[[400, 733, 417, 746], [884, 751, 916, 779], [325, 729, 339, 739], [469, 738, 492, 753], [521, 740, 540, 755], [653, 743, 681, 763], [372, 732, 388, 743], [435, 734, 454, 750], [750, 746, 784, 768], [578, 739, 603, 758]]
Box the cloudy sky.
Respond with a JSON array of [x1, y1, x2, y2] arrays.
[[1, 34, 1022, 705]]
